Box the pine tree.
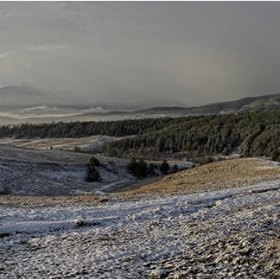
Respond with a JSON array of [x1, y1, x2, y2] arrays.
[[160, 160, 169, 174]]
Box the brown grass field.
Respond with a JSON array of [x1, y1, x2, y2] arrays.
[[114, 158, 280, 199]]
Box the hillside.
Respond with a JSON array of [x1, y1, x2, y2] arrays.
[[0, 143, 191, 196], [116, 158, 280, 197], [2, 110, 280, 160], [1, 157, 280, 278], [0, 86, 46, 106], [137, 93, 280, 115], [104, 110, 280, 159], [1, 90, 280, 125], [0, 144, 137, 196]]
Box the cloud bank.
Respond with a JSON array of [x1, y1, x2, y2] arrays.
[[0, 2, 280, 109]]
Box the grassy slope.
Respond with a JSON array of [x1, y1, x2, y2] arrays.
[[115, 158, 280, 198]]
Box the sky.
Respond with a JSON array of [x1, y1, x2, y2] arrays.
[[1, 1, 280, 110]]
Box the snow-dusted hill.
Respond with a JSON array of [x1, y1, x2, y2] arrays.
[[0, 143, 191, 196], [2, 91, 280, 125], [0, 144, 137, 195], [1, 180, 280, 278], [1, 145, 280, 278]]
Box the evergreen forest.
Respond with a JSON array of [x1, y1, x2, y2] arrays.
[[1, 111, 280, 160]]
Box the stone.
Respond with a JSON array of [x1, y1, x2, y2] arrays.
[[151, 269, 170, 279]]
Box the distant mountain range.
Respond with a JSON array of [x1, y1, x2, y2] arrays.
[[137, 93, 280, 116], [0, 86, 83, 107], [1, 85, 280, 125], [0, 86, 47, 106]]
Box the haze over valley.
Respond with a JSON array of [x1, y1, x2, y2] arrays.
[[2, 85, 280, 125]]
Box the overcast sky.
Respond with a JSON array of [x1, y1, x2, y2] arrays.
[[1, 2, 280, 109]]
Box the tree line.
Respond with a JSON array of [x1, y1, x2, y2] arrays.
[[85, 156, 176, 182], [102, 111, 280, 158], [2, 111, 280, 159], [0, 117, 189, 139]]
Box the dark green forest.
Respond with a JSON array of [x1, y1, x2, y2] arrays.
[[1, 111, 280, 159], [104, 111, 280, 159], [0, 117, 187, 139]]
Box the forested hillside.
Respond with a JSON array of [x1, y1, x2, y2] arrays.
[[1, 111, 280, 159], [0, 117, 188, 138], [103, 111, 280, 158]]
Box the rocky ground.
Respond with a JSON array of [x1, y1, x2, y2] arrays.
[[1, 158, 280, 278]]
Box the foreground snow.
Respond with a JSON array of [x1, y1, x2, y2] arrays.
[[1, 180, 280, 278]]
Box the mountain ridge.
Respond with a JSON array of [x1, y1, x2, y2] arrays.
[[1, 85, 280, 119], [136, 93, 280, 115]]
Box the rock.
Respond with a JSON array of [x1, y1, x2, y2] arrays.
[[74, 219, 100, 228], [173, 271, 190, 279], [236, 271, 248, 278], [0, 233, 10, 238], [151, 269, 170, 279], [98, 198, 109, 204], [164, 263, 175, 270]]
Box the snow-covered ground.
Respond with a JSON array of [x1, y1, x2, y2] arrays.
[[0, 144, 136, 195], [0, 144, 191, 195], [0, 135, 121, 152], [1, 180, 280, 278], [1, 143, 280, 278]]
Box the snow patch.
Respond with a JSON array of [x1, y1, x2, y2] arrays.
[[81, 106, 107, 114]]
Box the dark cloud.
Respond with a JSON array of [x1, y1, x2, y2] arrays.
[[0, 2, 280, 109]]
